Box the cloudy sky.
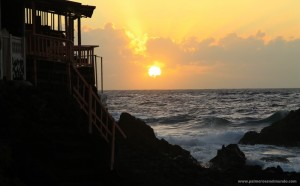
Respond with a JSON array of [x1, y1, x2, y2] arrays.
[[79, 0, 300, 90]]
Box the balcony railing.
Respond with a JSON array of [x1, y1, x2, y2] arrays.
[[25, 34, 99, 68], [74, 45, 98, 67], [26, 33, 73, 62]]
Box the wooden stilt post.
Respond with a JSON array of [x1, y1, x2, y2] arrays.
[[94, 55, 98, 89], [9, 34, 12, 80], [67, 62, 72, 94], [32, 1, 37, 86], [32, 2, 36, 34], [110, 121, 116, 170], [100, 57, 103, 94], [33, 59, 37, 86], [88, 85, 93, 134], [77, 17, 81, 64]]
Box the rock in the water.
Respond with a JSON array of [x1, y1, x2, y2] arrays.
[[265, 166, 284, 175], [116, 112, 203, 185], [117, 112, 158, 149], [210, 144, 246, 170], [239, 131, 260, 145], [117, 112, 198, 163], [239, 108, 300, 146]]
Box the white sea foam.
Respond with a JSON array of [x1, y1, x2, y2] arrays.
[[156, 130, 245, 165], [108, 89, 300, 172], [287, 157, 300, 172], [156, 130, 244, 147], [240, 144, 300, 172]]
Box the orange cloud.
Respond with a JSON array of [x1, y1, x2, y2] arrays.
[[82, 24, 300, 89], [82, 25, 93, 32]]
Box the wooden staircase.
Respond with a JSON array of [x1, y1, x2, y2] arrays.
[[70, 64, 126, 170]]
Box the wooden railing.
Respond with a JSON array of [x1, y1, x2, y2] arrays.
[[70, 64, 126, 170], [74, 45, 98, 67], [26, 33, 73, 62]]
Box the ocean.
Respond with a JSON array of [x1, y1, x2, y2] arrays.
[[106, 89, 300, 172]]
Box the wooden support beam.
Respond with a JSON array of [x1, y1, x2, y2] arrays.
[[101, 57, 103, 93], [110, 122, 116, 170], [78, 17, 81, 46], [33, 58, 37, 86], [32, 2, 36, 34], [58, 15, 61, 31], [67, 62, 72, 94], [94, 55, 98, 89], [88, 85, 93, 134], [78, 17, 81, 64], [65, 13, 68, 40]]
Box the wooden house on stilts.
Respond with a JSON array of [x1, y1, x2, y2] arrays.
[[0, 0, 126, 170]]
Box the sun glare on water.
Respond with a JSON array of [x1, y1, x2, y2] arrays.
[[148, 66, 161, 78]]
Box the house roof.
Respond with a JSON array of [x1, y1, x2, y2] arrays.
[[25, 0, 96, 18]]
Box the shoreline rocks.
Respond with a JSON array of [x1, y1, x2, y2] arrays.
[[239, 108, 300, 147], [116, 112, 300, 185], [115, 112, 203, 185], [1, 82, 300, 185], [210, 144, 246, 170]]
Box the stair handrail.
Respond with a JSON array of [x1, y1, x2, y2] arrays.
[[70, 64, 126, 170]]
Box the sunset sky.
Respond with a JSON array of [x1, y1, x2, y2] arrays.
[[79, 0, 300, 90]]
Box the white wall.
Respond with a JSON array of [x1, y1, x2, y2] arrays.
[[0, 0, 2, 29], [0, 0, 2, 78]]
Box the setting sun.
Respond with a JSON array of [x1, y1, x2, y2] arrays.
[[148, 66, 161, 78]]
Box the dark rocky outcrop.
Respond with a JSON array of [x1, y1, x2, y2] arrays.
[[115, 112, 203, 186], [117, 112, 198, 163], [1, 81, 300, 186], [239, 108, 300, 146], [239, 131, 260, 145], [210, 144, 246, 170], [115, 113, 300, 185]]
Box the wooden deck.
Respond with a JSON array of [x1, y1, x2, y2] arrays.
[[26, 34, 99, 68]]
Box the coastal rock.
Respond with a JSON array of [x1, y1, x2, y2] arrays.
[[116, 112, 204, 185], [118, 112, 157, 147], [238, 131, 260, 145], [117, 112, 198, 164], [209, 144, 246, 170], [117, 113, 300, 185], [264, 166, 284, 175], [239, 108, 300, 146]]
